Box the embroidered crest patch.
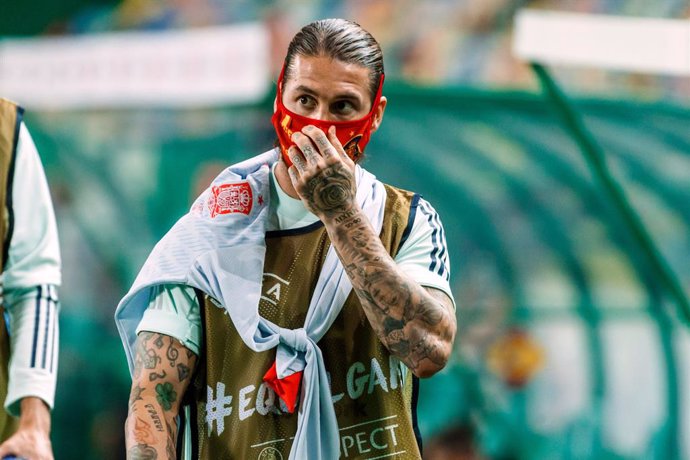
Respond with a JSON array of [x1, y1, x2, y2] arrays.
[[209, 182, 253, 217]]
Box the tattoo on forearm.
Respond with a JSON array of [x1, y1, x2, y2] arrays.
[[166, 338, 179, 366], [177, 363, 190, 382], [149, 370, 167, 382], [166, 436, 175, 460], [331, 211, 456, 373], [133, 333, 163, 379], [166, 419, 176, 459], [140, 332, 154, 341], [128, 333, 198, 460], [128, 443, 158, 460], [335, 209, 356, 223], [133, 416, 156, 445], [144, 404, 165, 432], [155, 382, 178, 411], [130, 384, 144, 407]]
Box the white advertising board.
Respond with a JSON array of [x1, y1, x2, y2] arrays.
[[0, 23, 271, 109]]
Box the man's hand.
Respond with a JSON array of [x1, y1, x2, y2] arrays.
[[0, 397, 53, 460], [287, 125, 359, 220]]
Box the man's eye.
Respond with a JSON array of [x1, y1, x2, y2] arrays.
[[332, 100, 354, 114], [298, 96, 313, 106]]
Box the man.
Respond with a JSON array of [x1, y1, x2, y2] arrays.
[[0, 99, 61, 460], [117, 18, 456, 459]]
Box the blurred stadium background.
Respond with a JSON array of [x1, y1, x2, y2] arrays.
[[2, 0, 690, 459]]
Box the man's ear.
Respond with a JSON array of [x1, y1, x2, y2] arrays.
[[273, 96, 278, 112], [370, 96, 387, 134]]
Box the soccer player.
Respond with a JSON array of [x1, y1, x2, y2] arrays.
[[0, 99, 61, 460], [117, 18, 456, 459]]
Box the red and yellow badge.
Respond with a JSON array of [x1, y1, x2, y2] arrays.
[[487, 328, 544, 388], [208, 182, 253, 217]]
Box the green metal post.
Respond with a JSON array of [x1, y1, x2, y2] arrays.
[[530, 63, 682, 460], [530, 63, 690, 325]]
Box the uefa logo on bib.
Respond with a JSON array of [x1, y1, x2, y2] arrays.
[[258, 446, 283, 460]]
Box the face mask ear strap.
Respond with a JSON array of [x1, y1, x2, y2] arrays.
[[368, 73, 385, 115], [276, 63, 287, 101]]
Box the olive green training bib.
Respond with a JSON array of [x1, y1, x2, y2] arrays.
[[189, 185, 424, 460], [0, 98, 23, 439]]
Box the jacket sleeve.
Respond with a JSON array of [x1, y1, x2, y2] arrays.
[[2, 122, 61, 415]]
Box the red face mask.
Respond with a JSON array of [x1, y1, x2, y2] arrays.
[[271, 64, 384, 167]]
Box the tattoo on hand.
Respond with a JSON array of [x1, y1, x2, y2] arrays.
[[302, 145, 316, 159], [315, 136, 330, 150], [302, 165, 354, 217]]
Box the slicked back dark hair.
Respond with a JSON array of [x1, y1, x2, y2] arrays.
[[283, 18, 384, 102]]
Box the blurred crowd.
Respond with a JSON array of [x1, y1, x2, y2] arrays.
[[38, 0, 690, 101]]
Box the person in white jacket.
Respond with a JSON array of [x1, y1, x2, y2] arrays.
[[0, 99, 61, 460]]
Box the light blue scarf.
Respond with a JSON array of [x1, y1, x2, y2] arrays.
[[115, 149, 386, 459]]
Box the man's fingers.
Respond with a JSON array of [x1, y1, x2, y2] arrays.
[[327, 126, 350, 162], [287, 165, 301, 188], [288, 146, 307, 172], [291, 132, 320, 164], [0, 440, 15, 457], [304, 126, 337, 158]]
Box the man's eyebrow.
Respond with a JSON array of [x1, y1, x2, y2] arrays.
[[293, 85, 363, 101], [294, 85, 319, 96]]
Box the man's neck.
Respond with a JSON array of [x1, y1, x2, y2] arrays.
[[274, 160, 300, 199]]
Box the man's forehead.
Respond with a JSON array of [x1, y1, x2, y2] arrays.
[[285, 55, 371, 96]]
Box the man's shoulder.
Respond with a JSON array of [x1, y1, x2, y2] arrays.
[[382, 182, 416, 199], [381, 183, 419, 212], [0, 97, 22, 114]]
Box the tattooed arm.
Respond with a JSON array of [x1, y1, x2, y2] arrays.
[[125, 332, 197, 459], [285, 125, 457, 378]]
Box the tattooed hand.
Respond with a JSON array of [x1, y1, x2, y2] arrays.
[[287, 125, 359, 220]]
